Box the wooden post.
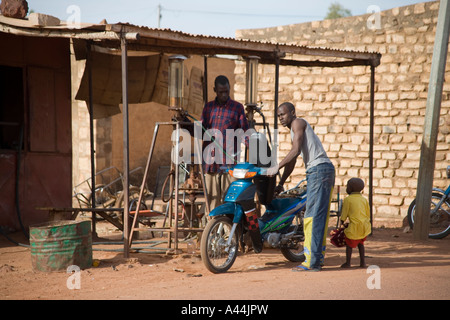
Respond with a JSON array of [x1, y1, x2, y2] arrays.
[[414, 0, 450, 240]]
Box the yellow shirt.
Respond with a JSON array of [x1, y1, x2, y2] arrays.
[[340, 193, 371, 240]]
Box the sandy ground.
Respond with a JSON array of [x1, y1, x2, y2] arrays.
[[1, 218, 449, 304]]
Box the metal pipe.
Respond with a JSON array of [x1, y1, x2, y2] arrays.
[[274, 57, 280, 179], [274, 57, 279, 131], [174, 122, 180, 251], [195, 134, 210, 215], [369, 64, 375, 228], [121, 34, 130, 258], [87, 41, 97, 237], [203, 56, 208, 103], [129, 123, 160, 246]]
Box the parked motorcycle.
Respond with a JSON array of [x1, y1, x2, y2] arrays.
[[407, 165, 450, 239], [200, 159, 307, 273]]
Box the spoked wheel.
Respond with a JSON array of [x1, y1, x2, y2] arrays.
[[88, 184, 116, 208], [408, 192, 450, 239], [201, 216, 239, 273], [116, 186, 145, 223], [280, 211, 306, 262]]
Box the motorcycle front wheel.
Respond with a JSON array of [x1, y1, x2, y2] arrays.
[[201, 216, 239, 273], [407, 192, 450, 239]]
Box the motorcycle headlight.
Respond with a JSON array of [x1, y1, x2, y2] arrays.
[[229, 168, 257, 179]]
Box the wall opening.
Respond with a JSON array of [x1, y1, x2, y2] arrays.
[[0, 65, 25, 151]]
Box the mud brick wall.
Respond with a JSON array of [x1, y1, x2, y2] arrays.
[[235, 1, 450, 227]]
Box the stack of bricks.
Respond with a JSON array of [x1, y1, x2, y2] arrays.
[[235, 1, 450, 227]]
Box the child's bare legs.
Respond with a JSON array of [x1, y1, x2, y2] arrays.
[[340, 246, 352, 268], [341, 243, 366, 268], [358, 243, 366, 268]]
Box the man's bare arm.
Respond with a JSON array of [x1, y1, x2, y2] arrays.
[[278, 118, 306, 170], [278, 158, 296, 186]]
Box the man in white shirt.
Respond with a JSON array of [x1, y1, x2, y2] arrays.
[[274, 102, 335, 271]]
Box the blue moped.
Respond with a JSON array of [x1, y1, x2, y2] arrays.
[[200, 161, 307, 273], [407, 165, 450, 239]]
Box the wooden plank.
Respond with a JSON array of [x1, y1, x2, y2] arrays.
[[95, 210, 123, 231], [36, 207, 124, 212]]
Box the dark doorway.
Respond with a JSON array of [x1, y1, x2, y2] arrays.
[[0, 65, 24, 151]]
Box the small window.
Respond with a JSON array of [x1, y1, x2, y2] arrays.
[[0, 65, 24, 151]]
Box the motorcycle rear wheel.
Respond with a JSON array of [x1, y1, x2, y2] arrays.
[[280, 212, 306, 262], [201, 216, 239, 273]]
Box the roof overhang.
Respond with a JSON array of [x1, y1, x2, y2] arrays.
[[0, 15, 381, 67]]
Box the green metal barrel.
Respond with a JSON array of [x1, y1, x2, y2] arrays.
[[30, 220, 92, 272]]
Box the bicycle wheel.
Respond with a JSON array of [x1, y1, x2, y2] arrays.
[[407, 192, 450, 239], [116, 186, 144, 208], [201, 216, 239, 273]]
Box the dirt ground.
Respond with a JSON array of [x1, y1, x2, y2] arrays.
[[1, 219, 449, 302]]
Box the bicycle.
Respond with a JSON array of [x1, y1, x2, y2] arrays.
[[407, 165, 450, 239]]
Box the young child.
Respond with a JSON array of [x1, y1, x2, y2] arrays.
[[339, 177, 371, 268]]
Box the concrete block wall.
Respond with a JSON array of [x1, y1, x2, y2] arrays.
[[235, 1, 450, 226]]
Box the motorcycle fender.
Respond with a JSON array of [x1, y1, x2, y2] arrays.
[[209, 202, 244, 224], [432, 187, 446, 195]]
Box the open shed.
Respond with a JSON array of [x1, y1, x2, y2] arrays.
[[0, 14, 380, 255], [0, 19, 72, 233]]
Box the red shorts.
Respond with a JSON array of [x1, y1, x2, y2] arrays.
[[345, 236, 366, 248]]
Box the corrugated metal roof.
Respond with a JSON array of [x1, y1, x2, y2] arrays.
[[112, 21, 380, 56], [0, 14, 380, 65]]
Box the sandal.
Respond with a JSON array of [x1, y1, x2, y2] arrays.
[[292, 265, 320, 272]]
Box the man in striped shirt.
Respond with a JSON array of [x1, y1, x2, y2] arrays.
[[201, 75, 249, 209]]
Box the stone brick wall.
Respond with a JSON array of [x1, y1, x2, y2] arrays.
[[71, 47, 92, 199], [235, 1, 450, 226]]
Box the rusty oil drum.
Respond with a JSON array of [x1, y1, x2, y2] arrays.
[[29, 220, 92, 272]]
